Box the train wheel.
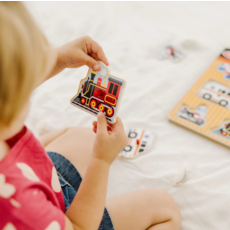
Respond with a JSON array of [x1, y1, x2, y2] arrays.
[[98, 103, 105, 112], [90, 99, 97, 108], [81, 98, 86, 105], [106, 107, 114, 117]]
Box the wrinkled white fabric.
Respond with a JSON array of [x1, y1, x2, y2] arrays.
[[26, 2, 230, 230]]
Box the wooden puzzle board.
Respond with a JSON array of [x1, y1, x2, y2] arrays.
[[169, 49, 230, 148]]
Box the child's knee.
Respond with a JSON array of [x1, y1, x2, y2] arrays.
[[147, 189, 182, 229], [169, 205, 182, 230]]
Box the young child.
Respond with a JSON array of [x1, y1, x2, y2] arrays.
[[0, 2, 181, 230]]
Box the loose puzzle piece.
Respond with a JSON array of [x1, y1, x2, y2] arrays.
[[70, 61, 126, 124], [177, 105, 207, 126], [169, 48, 230, 148], [119, 128, 155, 159], [157, 45, 184, 63]]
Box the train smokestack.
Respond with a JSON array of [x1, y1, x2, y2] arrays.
[[91, 70, 97, 81]]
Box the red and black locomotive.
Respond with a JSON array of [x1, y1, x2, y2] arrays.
[[72, 70, 123, 117]]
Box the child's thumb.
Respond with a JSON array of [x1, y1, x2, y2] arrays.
[[97, 112, 107, 134], [84, 55, 100, 71]]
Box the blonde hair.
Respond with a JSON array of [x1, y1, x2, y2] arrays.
[[0, 2, 48, 126]]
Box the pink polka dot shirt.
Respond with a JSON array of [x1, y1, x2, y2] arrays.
[[0, 127, 65, 230]]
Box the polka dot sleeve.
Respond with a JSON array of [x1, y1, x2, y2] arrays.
[[0, 127, 66, 230], [0, 185, 65, 230]]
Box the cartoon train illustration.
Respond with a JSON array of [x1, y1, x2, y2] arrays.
[[71, 67, 125, 122]]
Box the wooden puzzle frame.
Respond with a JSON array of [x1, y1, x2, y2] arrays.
[[169, 49, 230, 148]]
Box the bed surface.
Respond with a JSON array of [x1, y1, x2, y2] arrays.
[[26, 2, 230, 229]]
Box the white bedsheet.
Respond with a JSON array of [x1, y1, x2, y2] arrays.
[[26, 2, 230, 229]]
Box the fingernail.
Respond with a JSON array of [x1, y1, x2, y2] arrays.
[[93, 64, 100, 71], [98, 111, 103, 117]]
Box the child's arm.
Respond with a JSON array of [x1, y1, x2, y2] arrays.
[[64, 112, 128, 230], [46, 36, 109, 81], [40, 37, 125, 229]]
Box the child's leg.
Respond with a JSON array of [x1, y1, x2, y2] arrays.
[[39, 127, 95, 177], [106, 189, 181, 230], [39, 128, 69, 147], [40, 128, 181, 230]]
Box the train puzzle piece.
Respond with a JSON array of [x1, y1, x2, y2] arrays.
[[70, 61, 126, 124], [119, 128, 155, 159]]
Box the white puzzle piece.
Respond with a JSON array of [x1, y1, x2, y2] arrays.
[[119, 128, 155, 159], [197, 80, 230, 109], [177, 105, 207, 126], [157, 46, 184, 63]]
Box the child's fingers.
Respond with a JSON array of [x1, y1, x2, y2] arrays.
[[97, 112, 108, 134], [92, 126, 97, 133], [111, 117, 123, 129], [91, 53, 104, 65], [81, 52, 101, 71], [90, 39, 109, 66], [92, 121, 97, 128], [115, 117, 124, 128], [110, 117, 124, 131], [107, 125, 112, 132], [93, 120, 113, 133], [90, 53, 98, 61]]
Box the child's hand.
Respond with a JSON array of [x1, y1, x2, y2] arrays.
[[57, 36, 109, 71], [43, 36, 108, 83], [92, 112, 128, 165]]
